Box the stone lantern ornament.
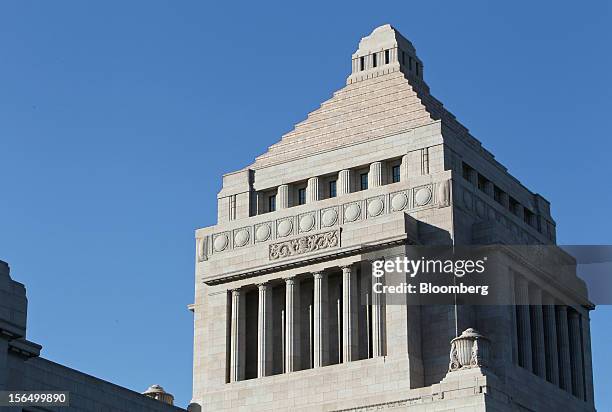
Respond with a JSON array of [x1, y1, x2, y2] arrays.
[[448, 328, 490, 372], [143, 384, 174, 405]]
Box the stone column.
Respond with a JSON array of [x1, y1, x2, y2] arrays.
[[556, 305, 572, 392], [542, 294, 559, 385], [285, 277, 301, 372], [371, 264, 385, 357], [306, 177, 320, 203], [400, 154, 409, 181], [341, 265, 357, 362], [257, 283, 273, 378], [313, 272, 328, 367], [514, 276, 533, 371], [529, 286, 547, 378], [277, 184, 289, 210], [568, 309, 585, 399], [256, 192, 265, 215], [368, 161, 383, 188], [230, 288, 245, 382], [338, 170, 352, 195]]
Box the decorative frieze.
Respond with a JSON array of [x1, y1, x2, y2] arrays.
[[269, 229, 340, 260], [205, 182, 437, 256]]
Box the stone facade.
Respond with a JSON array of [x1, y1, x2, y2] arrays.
[[190, 25, 595, 412], [0, 260, 185, 412]]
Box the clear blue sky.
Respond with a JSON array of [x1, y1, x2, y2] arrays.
[[1, 1, 610, 409]]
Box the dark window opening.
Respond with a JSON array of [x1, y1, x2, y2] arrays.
[[372, 53, 377, 68], [298, 188, 306, 205], [415, 62, 420, 76], [384, 50, 390, 64], [360, 173, 369, 191], [329, 181, 337, 198], [268, 195, 276, 212], [401, 51, 405, 65], [477, 174, 488, 192], [494, 186, 504, 204], [524, 209, 535, 227], [509, 197, 520, 216], [392, 165, 401, 183], [409, 56, 413, 70], [462, 163, 474, 182], [360, 56, 365, 71]]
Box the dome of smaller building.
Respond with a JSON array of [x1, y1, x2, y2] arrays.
[[143, 384, 174, 405]]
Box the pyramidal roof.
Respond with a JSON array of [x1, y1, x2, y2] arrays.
[[252, 24, 469, 168]]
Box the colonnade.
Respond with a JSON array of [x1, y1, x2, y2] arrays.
[[514, 276, 588, 400], [228, 264, 384, 382]]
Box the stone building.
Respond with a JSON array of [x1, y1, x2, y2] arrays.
[[190, 25, 595, 411]]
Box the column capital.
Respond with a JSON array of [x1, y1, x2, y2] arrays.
[[340, 264, 353, 272], [231, 288, 242, 296], [257, 282, 269, 290], [313, 271, 324, 280], [284, 276, 297, 285]]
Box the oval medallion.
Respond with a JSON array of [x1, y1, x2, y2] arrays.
[[255, 224, 271, 242], [415, 187, 432, 207], [344, 204, 361, 222], [299, 214, 315, 232], [321, 209, 338, 227], [213, 234, 229, 252], [368, 198, 384, 217], [277, 219, 293, 237], [234, 229, 250, 247], [391, 193, 408, 211]]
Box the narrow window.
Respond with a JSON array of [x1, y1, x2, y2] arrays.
[[298, 188, 306, 205], [392, 165, 401, 183], [477, 174, 487, 192], [524, 209, 534, 226], [401, 51, 405, 65], [409, 56, 413, 71], [268, 195, 276, 212], [384, 50, 390, 64], [462, 162, 473, 182], [360, 56, 365, 71], [360, 173, 369, 191], [416, 62, 420, 76], [329, 180, 337, 198], [494, 186, 504, 204], [372, 53, 377, 68], [509, 197, 520, 215]]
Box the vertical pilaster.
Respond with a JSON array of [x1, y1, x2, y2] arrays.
[[529, 286, 547, 378], [313, 272, 328, 367], [277, 184, 289, 210], [542, 294, 559, 385], [285, 277, 301, 372], [369, 161, 383, 188], [514, 276, 533, 372], [306, 177, 320, 203], [556, 305, 572, 392], [581, 312, 595, 404], [401, 154, 409, 181], [568, 309, 585, 399], [230, 288, 245, 382], [257, 283, 273, 378], [371, 264, 385, 357], [341, 265, 357, 362], [338, 170, 352, 195], [256, 192, 265, 215]]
